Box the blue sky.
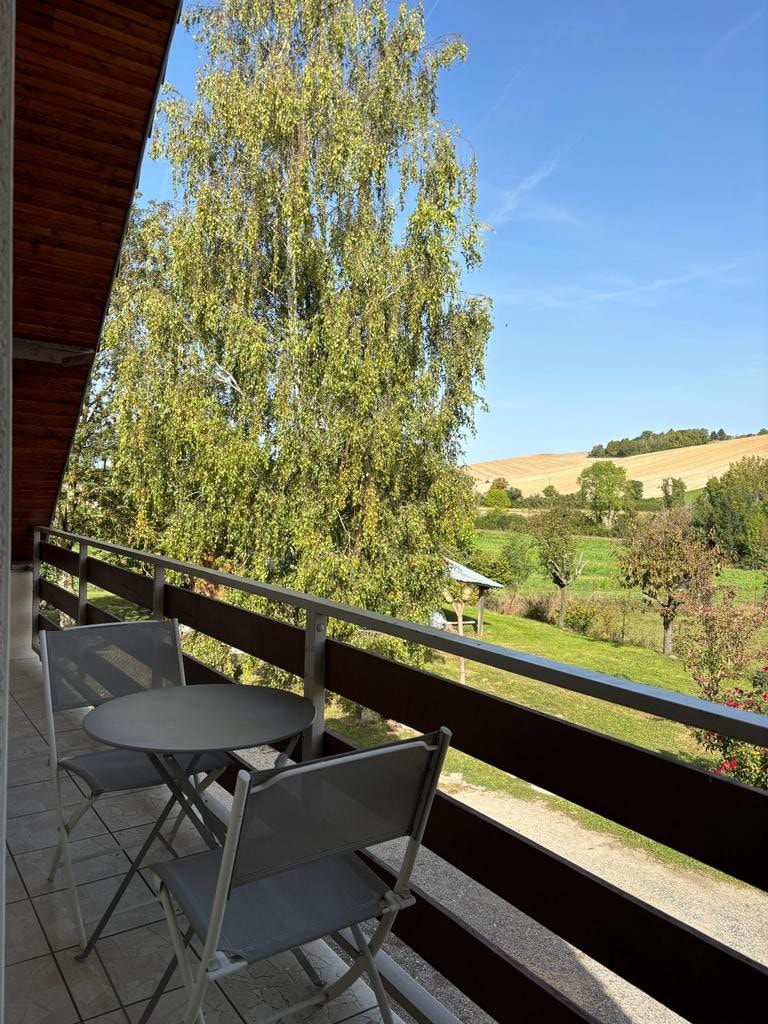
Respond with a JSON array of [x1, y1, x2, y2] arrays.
[[139, 0, 768, 462]]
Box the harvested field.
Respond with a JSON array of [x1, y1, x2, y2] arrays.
[[466, 433, 768, 496]]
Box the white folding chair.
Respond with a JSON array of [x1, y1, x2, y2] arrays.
[[41, 619, 232, 950], [143, 728, 451, 1024]]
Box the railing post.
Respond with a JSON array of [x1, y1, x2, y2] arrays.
[[152, 565, 166, 620], [31, 527, 41, 652], [77, 542, 88, 625], [302, 609, 327, 760]]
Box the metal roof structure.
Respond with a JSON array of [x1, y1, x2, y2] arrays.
[[445, 558, 502, 590]]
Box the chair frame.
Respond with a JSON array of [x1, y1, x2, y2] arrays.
[[148, 729, 450, 1024], [40, 619, 227, 952]]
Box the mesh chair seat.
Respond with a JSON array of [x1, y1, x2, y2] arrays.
[[152, 848, 390, 965], [60, 749, 231, 797]]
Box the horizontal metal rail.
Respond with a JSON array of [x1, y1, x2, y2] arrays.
[[34, 526, 768, 1023], [36, 525, 768, 746]]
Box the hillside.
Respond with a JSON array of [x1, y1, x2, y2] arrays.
[[466, 434, 768, 497]]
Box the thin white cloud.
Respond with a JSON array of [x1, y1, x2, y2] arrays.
[[586, 260, 745, 302], [513, 201, 581, 227], [697, 8, 764, 69], [496, 259, 747, 310], [497, 155, 562, 216], [424, 0, 441, 22], [491, 141, 580, 227]]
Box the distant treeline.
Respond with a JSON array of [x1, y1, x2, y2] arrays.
[[588, 426, 767, 459], [477, 455, 768, 568]]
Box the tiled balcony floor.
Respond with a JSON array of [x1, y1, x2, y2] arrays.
[[5, 639, 390, 1024]]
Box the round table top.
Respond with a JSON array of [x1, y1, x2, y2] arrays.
[[83, 684, 315, 755]]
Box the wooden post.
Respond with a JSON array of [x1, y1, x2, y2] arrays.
[[152, 565, 166, 620], [455, 600, 466, 685], [31, 528, 40, 652], [77, 543, 88, 625], [302, 609, 327, 760], [477, 587, 487, 638]]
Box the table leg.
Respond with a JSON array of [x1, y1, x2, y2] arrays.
[[75, 791, 178, 961], [275, 732, 300, 767], [148, 753, 228, 848]]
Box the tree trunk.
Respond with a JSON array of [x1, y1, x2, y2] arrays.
[[558, 585, 567, 628], [662, 613, 673, 656]]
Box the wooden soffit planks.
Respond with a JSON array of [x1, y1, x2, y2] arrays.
[[11, 0, 180, 560]]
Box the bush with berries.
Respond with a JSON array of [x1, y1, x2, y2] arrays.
[[676, 588, 768, 789], [697, 668, 768, 789]]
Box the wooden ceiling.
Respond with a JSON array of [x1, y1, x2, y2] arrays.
[[11, 0, 180, 560]]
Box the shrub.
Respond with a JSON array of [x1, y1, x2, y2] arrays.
[[468, 537, 534, 592], [467, 549, 510, 587], [475, 509, 510, 530], [564, 599, 599, 635], [484, 487, 511, 509], [697, 672, 768, 789], [517, 494, 550, 508], [485, 590, 523, 615], [634, 496, 664, 512], [569, 510, 613, 537], [676, 589, 768, 788], [522, 593, 556, 624], [499, 534, 536, 592], [693, 456, 768, 568], [506, 513, 530, 532], [661, 477, 686, 509], [594, 594, 644, 645]]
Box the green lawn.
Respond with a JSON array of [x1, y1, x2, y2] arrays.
[[475, 529, 766, 603], [438, 607, 701, 752], [475, 530, 620, 595]]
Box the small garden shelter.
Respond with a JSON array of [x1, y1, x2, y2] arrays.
[[445, 558, 502, 637]]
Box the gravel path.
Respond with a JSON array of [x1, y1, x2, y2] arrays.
[[373, 782, 768, 1024]]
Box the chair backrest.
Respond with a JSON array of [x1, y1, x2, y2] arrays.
[[230, 729, 450, 890], [41, 619, 185, 713]]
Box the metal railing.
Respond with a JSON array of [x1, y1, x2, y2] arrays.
[[33, 526, 768, 747], [32, 525, 768, 1024]]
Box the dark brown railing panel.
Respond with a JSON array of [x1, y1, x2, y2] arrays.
[[37, 613, 60, 633], [38, 578, 78, 620], [86, 556, 153, 610], [40, 539, 78, 576], [325, 640, 768, 891], [181, 653, 235, 687], [324, 731, 768, 1022], [85, 604, 121, 625], [361, 853, 596, 1024], [164, 584, 304, 677]]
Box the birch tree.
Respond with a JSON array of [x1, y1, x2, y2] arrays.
[[61, 0, 491, 663]]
